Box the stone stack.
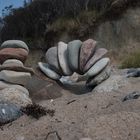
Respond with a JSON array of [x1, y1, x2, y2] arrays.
[[0, 40, 33, 124], [38, 39, 111, 88]]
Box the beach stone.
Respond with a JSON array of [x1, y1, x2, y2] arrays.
[[86, 66, 111, 88], [86, 58, 110, 78], [0, 81, 29, 95], [0, 87, 32, 107], [0, 48, 28, 64], [126, 69, 140, 78], [80, 39, 97, 73], [84, 48, 108, 72], [67, 40, 82, 72], [0, 65, 34, 75], [0, 70, 31, 86], [94, 75, 129, 93], [45, 47, 61, 74], [1, 40, 29, 52], [58, 42, 73, 76], [122, 91, 140, 102], [0, 102, 22, 125], [2, 59, 24, 67], [38, 62, 61, 80], [77, 59, 110, 82]]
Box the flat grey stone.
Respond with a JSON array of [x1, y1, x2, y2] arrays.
[[38, 62, 61, 80], [1, 40, 29, 52], [0, 102, 22, 125], [45, 47, 61, 74], [79, 58, 110, 81], [58, 41, 73, 76], [86, 66, 111, 87], [2, 59, 24, 67], [0, 70, 31, 86], [86, 58, 110, 78], [67, 40, 82, 72], [84, 48, 108, 72]]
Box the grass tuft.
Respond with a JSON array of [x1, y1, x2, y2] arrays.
[[120, 51, 140, 68]]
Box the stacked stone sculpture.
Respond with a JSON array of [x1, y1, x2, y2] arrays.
[[38, 39, 111, 88], [0, 40, 33, 125]]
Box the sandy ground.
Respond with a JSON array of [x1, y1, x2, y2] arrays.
[[0, 69, 140, 140]]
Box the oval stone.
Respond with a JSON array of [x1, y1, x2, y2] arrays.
[[0, 70, 31, 86], [2, 59, 24, 67], [0, 65, 34, 75], [58, 42, 73, 76], [86, 66, 111, 87], [84, 48, 108, 72], [86, 58, 110, 78], [79, 39, 97, 73], [0, 48, 28, 64], [0, 81, 29, 95], [0, 87, 32, 107], [0, 102, 22, 125], [1, 40, 29, 52], [45, 47, 62, 74], [67, 40, 82, 72], [38, 62, 61, 80]]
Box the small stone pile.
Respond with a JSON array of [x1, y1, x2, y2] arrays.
[[38, 39, 111, 88], [0, 40, 33, 124]]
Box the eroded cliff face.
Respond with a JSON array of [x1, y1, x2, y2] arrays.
[[94, 7, 140, 49]]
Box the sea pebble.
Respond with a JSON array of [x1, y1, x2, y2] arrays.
[[0, 81, 29, 95], [2, 59, 24, 67], [0, 87, 32, 107], [1, 40, 29, 52], [86, 66, 111, 87], [0, 65, 34, 75], [38, 62, 61, 80], [0, 102, 22, 125], [84, 48, 108, 72], [79, 58, 110, 81], [86, 58, 110, 77], [67, 40, 82, 72], [0, 70, 31, 86], [0, 48, 28, 64], [58, 41, 73, 76], [45, 47, 61, 74]]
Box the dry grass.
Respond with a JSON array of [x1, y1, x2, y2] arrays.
[[47, 17, 79, 33], [47, 10, 98, 38], [120, 51, 140, 68]]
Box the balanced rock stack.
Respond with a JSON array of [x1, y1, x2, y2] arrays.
[[38, 39, 111, 88], [0, 40, 33, 124]]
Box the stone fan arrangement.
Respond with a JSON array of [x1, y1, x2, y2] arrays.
[[38, 39, 111, 87], [0, 40, 33, 125]]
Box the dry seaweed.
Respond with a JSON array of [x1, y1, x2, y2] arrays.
[[21, 103, 55, 119]]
